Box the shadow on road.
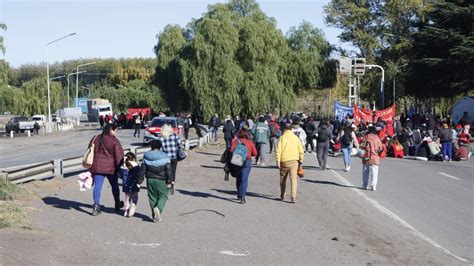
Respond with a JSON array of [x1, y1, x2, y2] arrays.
[[195, 151, 221, 156], [303, 179, 361, 189], [130, 142, 145, 147], [42, 196, 153, 221], [177, 189, 237, 203], [211, 189, 280, 201]]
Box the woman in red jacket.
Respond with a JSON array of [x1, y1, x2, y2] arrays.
[[229, 128, 257, 204], [89, 123, 124, 216]]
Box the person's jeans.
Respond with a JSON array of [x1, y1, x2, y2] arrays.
[[256, 143, 267, 164], [236, 159, 252, 197], [442, 142, 453, 160], [362, 164, 379, 189], [342, 145, 352, 166], [316, 142, 329, 169], [211, 127, 218, 143], [133, 124, 140, 138], [279, 160, 298, 198], [93, 174, 120, 205]]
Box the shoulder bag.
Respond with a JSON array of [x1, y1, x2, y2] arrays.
[[82, 135, 98, 169]]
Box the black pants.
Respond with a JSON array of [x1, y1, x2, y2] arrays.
[[184, 126, 190, 139], [170, 158, 178, 182], [225, 138, 232, 149], [306, 136, 315, 152], [316, 142, 329, 169], [133, 124, 140, 137]]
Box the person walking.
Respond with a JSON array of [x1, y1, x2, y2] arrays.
[[118, 152, 142, 217], [315, 119, 333, 170], [229, 128, 257, 204], [336, 122, 359, 172], [276, 123, 304, 203], [140, 140, 173, 222], [159, 124, 183, 194], [362, 125, 384, 191], [223, 115, 235, 149], [304, 117, 317, 153], [133, 113, 142, 138], [252, 116, 270, 166], [268, 118, 281, 154], [183, 114, 192, 140], [89, 123, 124, 216], [291, 119, 307, 148], [439, 122, 453, 162], [209, 113, 221, 144]]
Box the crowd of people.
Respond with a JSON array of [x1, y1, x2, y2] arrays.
[[83, 110, 472, 220]]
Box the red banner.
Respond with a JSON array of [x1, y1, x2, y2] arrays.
[[353, 105, 396, 125]]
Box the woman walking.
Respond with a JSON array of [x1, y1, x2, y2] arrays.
[[89, 123, 124, 216], [159, 124, 183, 194], [141, 140, 173, 222], [315, 119, 333, 171], [336, 122, 359, 172], [229, 128, 257, 204]]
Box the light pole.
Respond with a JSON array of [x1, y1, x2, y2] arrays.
[[46, 33, 76, 126], [365, 64, 385, 108], [67, 71, 86, 108], [75, 61, 98, 124]]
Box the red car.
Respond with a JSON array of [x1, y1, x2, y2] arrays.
[[143, 116, 184, 144]]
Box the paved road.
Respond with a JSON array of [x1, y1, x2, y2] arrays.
[[323, 153, 474, 262], [1, 133, 472, 264], [0, 145, 463, 264]]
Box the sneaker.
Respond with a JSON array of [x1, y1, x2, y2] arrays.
[[280, 193, 287, 201], [129, 203, 136, 217], [123, 210, 129, 217], [92, 204, 101, 216], [347, 165, 351, 171], [261, 162, 267, 167], [290, 196, 296, 203], [344, 165, 349, 172], [115, 201, 124, 212], [240, 196, 246, 204], [169, 184, 175, 195], [371, 185, 376, 191], [153, 207, 161, 223]]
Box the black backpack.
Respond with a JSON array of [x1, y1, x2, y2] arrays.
[[317, 128, 329, 142], [341, 132, 352, 147]]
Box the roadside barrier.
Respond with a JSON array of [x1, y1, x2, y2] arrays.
[[0, 133, 210, 184]]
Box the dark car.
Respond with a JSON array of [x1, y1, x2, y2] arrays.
[[143, 116, 184, 144]]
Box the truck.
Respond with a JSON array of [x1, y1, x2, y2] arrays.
[[5, 116, 36, 133], [87, 98, 113, 122]]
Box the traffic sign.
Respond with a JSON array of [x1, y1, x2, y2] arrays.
[[353, 58, 366, 75]]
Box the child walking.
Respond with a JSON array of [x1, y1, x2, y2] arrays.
[[118, 152, 143, 217]]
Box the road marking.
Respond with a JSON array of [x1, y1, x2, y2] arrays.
[[220, 250, 248, 257], [329, 169, 467, 263], [438, 172, 461, 181]]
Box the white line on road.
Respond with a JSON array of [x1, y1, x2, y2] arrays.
[[220, 251, 249, 257], [438, 172, 462, 181], [329, 169, 467, 263]]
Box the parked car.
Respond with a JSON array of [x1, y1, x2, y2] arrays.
[[143, 116, 183, 145], [5, 116, 36, 133], [32, 115, 47, 126]]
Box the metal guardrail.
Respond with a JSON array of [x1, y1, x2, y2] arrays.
[[0, 133, 210, 184]]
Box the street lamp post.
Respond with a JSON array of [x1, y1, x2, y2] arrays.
[[75, 61, 98, 124], [46, 33, 76, 128], [365, 64, 385, 108], [67, 71, 86, 108]]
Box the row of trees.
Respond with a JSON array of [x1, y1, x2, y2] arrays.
[[324, 0, 473, 106], [154, 0, 336, 119]]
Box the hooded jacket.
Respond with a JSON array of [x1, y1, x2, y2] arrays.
[[140, 150, 173, 183]]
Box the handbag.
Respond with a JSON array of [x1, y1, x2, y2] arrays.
[[177, 148, 187, 161], [82, 135, 98, 169], [297, 164, 304, 178]]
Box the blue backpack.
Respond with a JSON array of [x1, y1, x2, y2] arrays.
[[230, 139, 248, 167]]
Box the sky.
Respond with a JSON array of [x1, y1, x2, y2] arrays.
[[0, 0, 348, 67]]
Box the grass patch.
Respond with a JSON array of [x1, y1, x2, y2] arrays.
[[0, 179, 27, 229]]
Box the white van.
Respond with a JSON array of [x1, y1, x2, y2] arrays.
[[32, 115, 47, 126]]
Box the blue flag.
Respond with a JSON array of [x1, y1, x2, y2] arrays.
[[334, 101, 353, 121]]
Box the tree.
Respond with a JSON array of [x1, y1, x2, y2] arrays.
[[0, 21, 6, 55], [0, 22, 7, 86], [405, 0, 473, 97]]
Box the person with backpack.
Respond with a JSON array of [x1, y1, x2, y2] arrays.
[[268, 118, 281, 154], [362, 125, 384, 191], [223, 115, 235, 149], [252, 116, 270, 166], [276, 123, 304, 203], [336, 122, 359, 172], [304, 117, 317, 153], [229, 128, 257, 204], [209, 113, 221, 144], [315, 119, 333, 171]]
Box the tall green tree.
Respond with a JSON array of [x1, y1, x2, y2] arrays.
[[0, 21, 6, 55], [0, 22, 7, 86]]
